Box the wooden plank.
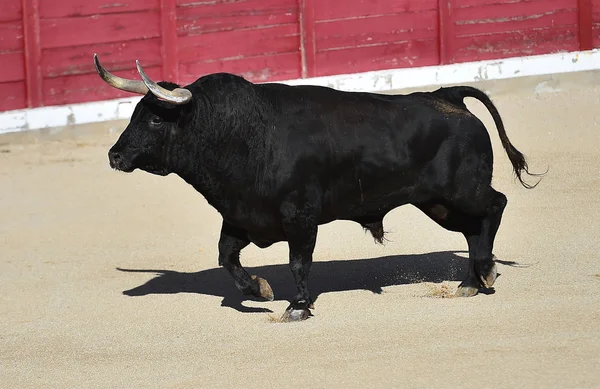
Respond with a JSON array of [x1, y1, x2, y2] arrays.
[[0, 52, 25, 83], [315, 0, 437, 22], [0, 21, 24, 51], [22, 0, 43, 107], [39, 0, 159, 18], [315, 38, 439, 77], [176, 0, 297, 35], [453, 38, 578, 62], [180, 52, 301, 83], [439, 0, 456, 64], [178, 12, 297, 35], [178, 24, 299, 63], [161, 0, 179, 82], [316, 11, 437, 51], [453, 0, 576, 21], [43, 65, 162, 106], [177, 0, 296, 13], [453, 25, 578, 62], [40, 11, 160, 49], [299, 0, 316, 77], [177, 0, 296, 9], [454, 24, 579, 50], [455, 9, 577, 36], [0, 1, 22, 22], [579, 0, 594, 50], [177, 0, 297, 14], [41, 38, 162, 78], [0, 81, 26, 111], [455, 0, 572, 7]]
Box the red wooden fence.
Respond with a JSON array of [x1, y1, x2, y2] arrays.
[[1, 0, 599, 112]]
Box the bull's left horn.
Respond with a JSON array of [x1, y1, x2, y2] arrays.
[[94, 54, 149, 95], [136, 60, 192, 105]]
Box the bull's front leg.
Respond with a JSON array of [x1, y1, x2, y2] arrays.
[[219, 221, 274, 301], [280, 197, 319, 322]]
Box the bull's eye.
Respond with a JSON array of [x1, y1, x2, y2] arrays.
[[150, 117, 162, 126]]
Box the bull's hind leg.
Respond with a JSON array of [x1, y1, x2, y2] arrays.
[[457, 189, 507, 296], [218, 221, 274, 301], [415, 188, 507, 297]]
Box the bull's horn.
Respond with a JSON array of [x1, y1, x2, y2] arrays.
[[93, 54, 149, 95], [136, 60, 192, 105]]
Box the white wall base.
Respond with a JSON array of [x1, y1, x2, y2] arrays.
[[1, 49, 599, 135]]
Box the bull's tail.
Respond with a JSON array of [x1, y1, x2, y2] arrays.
[[437, 86, 545, 189]]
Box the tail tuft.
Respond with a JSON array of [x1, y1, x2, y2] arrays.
[[501, 141, 547, 189]]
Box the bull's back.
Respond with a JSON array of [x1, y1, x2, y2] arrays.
[[262, 87, 463, 221]]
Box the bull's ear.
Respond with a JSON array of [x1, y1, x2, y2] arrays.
[[176, 102, 197, 128]]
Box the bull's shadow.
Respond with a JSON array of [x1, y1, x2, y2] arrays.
[[117, 250, 487, 314]]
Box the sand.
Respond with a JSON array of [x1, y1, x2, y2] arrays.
[[1, 70, 599, 388]]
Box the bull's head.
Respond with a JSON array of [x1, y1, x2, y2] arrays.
[[94, 54, 193, 176]]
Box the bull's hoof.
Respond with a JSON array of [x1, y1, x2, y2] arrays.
[[280, 308, 311, 322], [455, 284, 479, 297], [280, 299, 313, 322], [251, 275, 274, 301], [478, 261, 498, 288]]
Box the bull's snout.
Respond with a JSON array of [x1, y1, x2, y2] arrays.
[[108, 150, 122, 169], [108, 149, 135, 172]]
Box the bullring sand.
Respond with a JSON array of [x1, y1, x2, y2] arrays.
[[1, 70, 599, 388]]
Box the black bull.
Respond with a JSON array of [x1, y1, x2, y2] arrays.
[[94, 55, 541, 321]]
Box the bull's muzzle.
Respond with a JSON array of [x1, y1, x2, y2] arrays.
[[108, 149, 134, 173]]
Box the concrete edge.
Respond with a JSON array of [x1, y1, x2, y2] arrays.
[[2, 49, 599, 135]]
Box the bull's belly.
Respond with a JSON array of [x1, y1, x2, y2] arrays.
[[223, 210, 286, 248], [321, 183, 422, 223], [247, 232, 285, 248], [225, 180, 426, 248]]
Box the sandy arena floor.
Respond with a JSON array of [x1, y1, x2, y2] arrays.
[[1, 70, 599, 388]]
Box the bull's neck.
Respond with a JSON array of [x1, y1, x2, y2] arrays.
[[166, 89, 269, 212], [167, 132, 240, 212]]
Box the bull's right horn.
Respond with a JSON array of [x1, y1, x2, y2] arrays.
[[136, 60, 192, 105], [94, 54, 149, 95]]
